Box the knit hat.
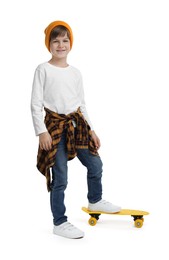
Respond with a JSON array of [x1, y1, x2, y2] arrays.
[[44, 20, 73, 52]]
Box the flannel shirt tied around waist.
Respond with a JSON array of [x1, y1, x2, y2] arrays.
[[37, 107, 98, 191]]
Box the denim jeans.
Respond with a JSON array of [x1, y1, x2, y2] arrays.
[[50, 129, 103, 225]]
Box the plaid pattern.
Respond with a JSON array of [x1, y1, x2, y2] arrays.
[[37, 107, 98, 191]]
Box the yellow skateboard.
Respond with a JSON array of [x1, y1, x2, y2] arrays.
[[82, 207, 149, 228]]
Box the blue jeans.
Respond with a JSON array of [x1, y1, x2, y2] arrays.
[[50, 130, 103, 225]]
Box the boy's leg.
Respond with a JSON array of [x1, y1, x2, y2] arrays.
[[51, 130, 85, 239], [77, 149, 103, 203], [50, 130, 68, 225], [77, 149, 121, 213]]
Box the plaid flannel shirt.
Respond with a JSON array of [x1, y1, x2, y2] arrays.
[[37, 107, 98, 191]]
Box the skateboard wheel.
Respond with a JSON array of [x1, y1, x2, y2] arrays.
[[88, 217, 97, 226], [134, 219, 143, 228]]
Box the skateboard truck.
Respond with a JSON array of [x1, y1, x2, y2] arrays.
[[132, 215, 144, 228]]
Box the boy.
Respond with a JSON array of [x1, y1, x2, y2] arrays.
[[31, 20, 121, 239]]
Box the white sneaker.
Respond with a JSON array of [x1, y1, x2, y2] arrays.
[[88, 199, 121, 213], [53, 222, 84, 239]]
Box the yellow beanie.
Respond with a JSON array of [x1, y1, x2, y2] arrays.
[[44, 20, 73, 52]]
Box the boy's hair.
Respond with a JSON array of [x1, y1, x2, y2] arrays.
[[50, 25, 71, 42]]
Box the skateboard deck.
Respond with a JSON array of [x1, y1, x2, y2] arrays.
[[82, 207, 149, 228]]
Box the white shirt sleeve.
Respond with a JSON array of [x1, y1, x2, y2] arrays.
[[78, 74, 94, 130], [31, 68, 47, 136]]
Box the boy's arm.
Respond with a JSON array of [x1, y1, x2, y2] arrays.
[[77, 72, 101, 149], [31, 68, 52, 151], [78, 73, 94, 130], [31, 68, 48, 136]]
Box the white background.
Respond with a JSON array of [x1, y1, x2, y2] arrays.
[[0, 0, 169, 259]]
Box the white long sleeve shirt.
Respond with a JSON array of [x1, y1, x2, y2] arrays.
[[31, 62, 93, 136]]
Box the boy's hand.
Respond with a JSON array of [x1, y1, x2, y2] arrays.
[[91, 131, 101, 150], [39, 132, 52, 151]]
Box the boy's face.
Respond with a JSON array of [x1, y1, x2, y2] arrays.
[[50, 33, 71, 59]]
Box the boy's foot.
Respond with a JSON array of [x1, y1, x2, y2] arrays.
[[53, 222, 84, 239], [88, 199, 121, 213]]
